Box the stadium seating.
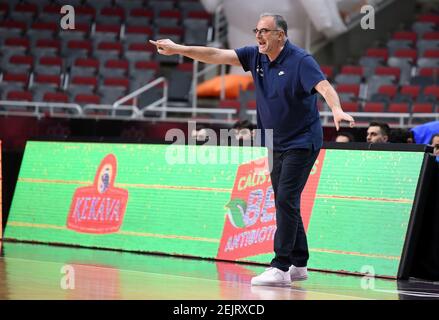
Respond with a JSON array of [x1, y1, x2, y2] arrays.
[[0, 0, 213, 108], [0, 0, 437, 126]]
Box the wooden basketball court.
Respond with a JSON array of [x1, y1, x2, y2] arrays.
[[1, 241, 438, 300]]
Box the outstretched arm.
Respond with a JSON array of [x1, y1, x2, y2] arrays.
[[315, 80, 355, 131], [149, 39, 241, 66]]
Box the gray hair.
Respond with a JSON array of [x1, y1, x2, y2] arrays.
[[260, 13, 288, 36]]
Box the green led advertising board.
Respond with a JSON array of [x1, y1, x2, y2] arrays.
[[4, 141, 426, 278]]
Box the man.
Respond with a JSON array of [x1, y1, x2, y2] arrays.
[[233, 120, 256, 142], [430, 133, 439, 157], [150, 13, 355, 287], [366, 122, 390, 144], [389, 128, 414, 144], [335, 131, 355, 143]]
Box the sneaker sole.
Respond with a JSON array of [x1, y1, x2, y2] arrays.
[[251, 279, 291, 287], [291, 276, 308, 281]]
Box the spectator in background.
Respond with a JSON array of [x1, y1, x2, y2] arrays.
[[366, 122, 390, 143], [410, 121, 439, 145], [191, 124, 210, 142], [233, 119, 256, 141], [389, 128, 414, 144], [430, 133, 439, 157], [335, 131, 355, 143]]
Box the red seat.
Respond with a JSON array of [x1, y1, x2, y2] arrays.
[[74, 94, 100, 104], [412, 103, 434, 113], [417, 14, 439, 24], [0, 3, 8, 15], [9, 55, 33, 70], [39, 56, 62, 67], [42, 4, 61, 14], [4, 37, 29, 50], [128, 42, 156, 53], [336, 84, 360, 96], [187, 11, 212, 20], [177, 62, 193, 72], [36, 39, 61, 48], [125, 26, 154, 37], [388, 103, 409, 113], [392, 31, 417, 42], [158, 9, 181, 20], [423, 50, 439, 58], [375, 66, 401, 80], [95, 24, 121, 35], [423, 32, 439, 40], [96, 42, 122, 53], [219, 100, 240, 110], [104, 59, 129, 71], [366, 48, 389, 60], [102, 77, 129, 89], [74, 57, 99, 69], [1, 73, 29, 86], [320, 65, 334, 79], [340, 65, 364, 76], [71, 76, 98, 88], [377, 85, 398, 98], [341, 102, 360, 112], [75, 5, 96, 19], [400, 85, 421, 99], [34, 74, 61, 87], [423, 85, 439, 98], [100, 7, 125, 19], [14, 3, 38, 15], [68, 40, 92, 53], [247, 100, 257, 110], [29, 22, 57, 33], [158, 27, 184, 36], [363, 102, 385, 112], [419, 67, 439, 77], [135, 61, 160, 72], [394, 49, 417, 61], [62, 23, 89, 36], [6, 90, 33, 101], [129, 8, 154, 19], [43, 92, 69, 103], [0, 20, 26, 32]]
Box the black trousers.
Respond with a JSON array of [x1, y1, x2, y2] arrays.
[[269, 148, 320, 271]]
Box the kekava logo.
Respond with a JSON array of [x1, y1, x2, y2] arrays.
[[67, 154, 129, 234]]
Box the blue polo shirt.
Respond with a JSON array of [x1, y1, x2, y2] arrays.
[[235, 40, 325, 152]]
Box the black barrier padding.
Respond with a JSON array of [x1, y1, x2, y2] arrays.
[[323, 142, 434, 153], [398, 154, 437, 279], [408, 161, 439, 281], [1, 150, 24, 234]]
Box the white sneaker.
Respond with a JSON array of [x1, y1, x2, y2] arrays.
[[289, 265, 308, 281], [251, 267, 291, 287]]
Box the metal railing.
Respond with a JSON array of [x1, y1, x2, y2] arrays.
[[246, 110, 439, 128], [82, 104, 139, 120], [191, 61, 226, 116], [0, 100, 82, 119], [0, 98, 438, 127], [212, 1, 228, 47], [113, 77, 168, 119]]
